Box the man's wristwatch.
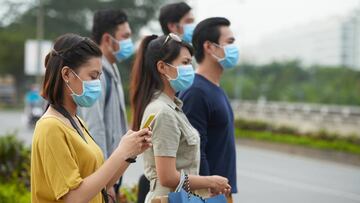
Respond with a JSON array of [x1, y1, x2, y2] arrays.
[[125, 156, 137, 163]]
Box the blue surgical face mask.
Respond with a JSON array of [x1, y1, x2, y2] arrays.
[[165, 63, 195, 92], [66, 70, 102, 107], [212, 43, 239, 69], [182, 23, 195, 44], [112, 38, 135, 61]]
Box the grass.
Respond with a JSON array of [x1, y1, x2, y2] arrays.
[[0, 104, 24, 111], [0, 134, 31, 203], [235, 128, 360, 155], [0, 182, 30, 203]]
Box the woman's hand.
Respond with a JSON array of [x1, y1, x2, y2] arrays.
[[116, 128, 152, 160], [208, 175, 231, 196]]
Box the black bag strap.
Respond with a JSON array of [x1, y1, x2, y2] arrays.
[[51, 104, 89, 143], [50, 104, 112, 203]]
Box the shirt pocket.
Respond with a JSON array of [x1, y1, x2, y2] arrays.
[[178, 117, 200, 167], [179, 119, 200, 146]]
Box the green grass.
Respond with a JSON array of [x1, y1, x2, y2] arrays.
[[0, 104, 24, 111], [235, 128, 360, 155]]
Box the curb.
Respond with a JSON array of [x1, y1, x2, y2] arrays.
[[237, 138, 360, 167]]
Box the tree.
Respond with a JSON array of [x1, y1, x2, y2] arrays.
[[222, 61, 360, 106], [0, 0, 166, 103]]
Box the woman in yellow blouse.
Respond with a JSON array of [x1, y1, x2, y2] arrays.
[[31, 33, 152, 203]]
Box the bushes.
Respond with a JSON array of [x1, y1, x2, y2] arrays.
[[0, 134, 31, 203], [0, 182, 30, 203], [0, 134, 30, 185], [119, 185, 138, 203], [234, 119, 300, 135], [235, 119, 360, 154], [235, 119, 360, 141], [234, 119, 270, 131], [236, 129, 360, 154]]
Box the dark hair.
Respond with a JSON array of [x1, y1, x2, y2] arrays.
[[130, 35, 193, 130], [159, 2, 191, 34], [192, 17, 230, 63], [92, 9, 128, 44], [41, 33, 102, 107]]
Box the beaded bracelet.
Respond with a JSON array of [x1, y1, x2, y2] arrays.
[[183, 174, 206, 201]]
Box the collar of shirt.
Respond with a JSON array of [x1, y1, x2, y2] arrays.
[[102, 56, 121, 83], [102, 57, 113, 72], [156, 92, 183, 112]]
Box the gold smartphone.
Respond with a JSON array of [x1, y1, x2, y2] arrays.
[[143, 113, 156, 129]]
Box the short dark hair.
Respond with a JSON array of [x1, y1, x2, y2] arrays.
[[159, 2, 191, 34], [130, 35, 193, 130], [92, 9, 128, 44], [192, 17, 230, 63], [41, 33, 102, 106]]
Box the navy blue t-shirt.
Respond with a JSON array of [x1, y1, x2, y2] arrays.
[[179, 74, 237, 193]]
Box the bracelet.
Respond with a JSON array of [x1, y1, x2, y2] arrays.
[[125, 156, 137, 163], [183, 174, 205, 201]]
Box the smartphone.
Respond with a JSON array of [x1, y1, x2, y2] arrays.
[[142, 113, 156, 129]]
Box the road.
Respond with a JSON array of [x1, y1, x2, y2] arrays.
[[1, 111, 360, 203], [0, 110, 33, 144]]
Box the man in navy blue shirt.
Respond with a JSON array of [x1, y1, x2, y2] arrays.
[[179, 17, 239, 202]]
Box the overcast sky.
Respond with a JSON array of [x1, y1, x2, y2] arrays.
[[1, 0, 359, 47], [188, 0, 359, 47]]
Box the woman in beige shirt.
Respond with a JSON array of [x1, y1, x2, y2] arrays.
[[130, 34, 231, 203]]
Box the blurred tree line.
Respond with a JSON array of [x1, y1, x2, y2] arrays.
[[222, 60, 360, 106], [0, 0, 165, 102], [1, 0, 359, 106]]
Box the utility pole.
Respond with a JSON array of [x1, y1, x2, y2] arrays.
[[36, 0, 44, 85]]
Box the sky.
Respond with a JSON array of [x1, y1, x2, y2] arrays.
[[188, 0, 360, 47], [1, 0, 359, 47]]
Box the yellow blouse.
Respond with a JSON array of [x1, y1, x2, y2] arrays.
[[31, 115, 104, 203]]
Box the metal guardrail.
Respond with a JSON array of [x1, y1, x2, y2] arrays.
[[231, 100, 360, 133]]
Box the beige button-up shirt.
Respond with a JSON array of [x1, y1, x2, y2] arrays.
[[142, 92, 200, 198]]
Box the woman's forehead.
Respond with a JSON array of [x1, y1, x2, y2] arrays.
[[79, 57, 102, 71]]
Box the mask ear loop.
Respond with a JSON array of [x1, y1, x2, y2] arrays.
[[107, 34, 120, 53], [69, 69, 83, 81], [64, 68, 84, 96], [164, 62, 179, 81], [210, 42, 225, 61], [64, 77, 76, 95]]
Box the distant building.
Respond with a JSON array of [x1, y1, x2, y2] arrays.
[[244, 6, 360, 70]]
